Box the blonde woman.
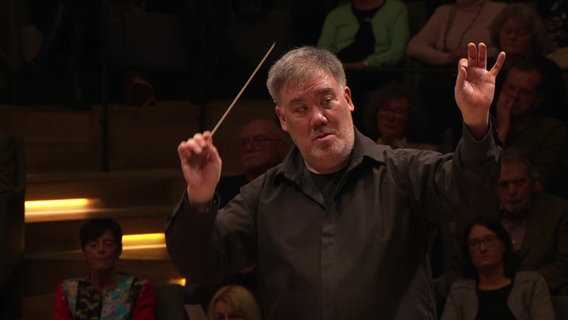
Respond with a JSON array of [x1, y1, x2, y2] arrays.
[[208, 285, 261, 320]]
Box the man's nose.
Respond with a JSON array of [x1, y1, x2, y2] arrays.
[[311, 107, 328, 125]]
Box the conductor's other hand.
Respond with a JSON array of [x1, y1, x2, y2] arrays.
[[177, 131, 222, 206], [455, 42, 506, 138]]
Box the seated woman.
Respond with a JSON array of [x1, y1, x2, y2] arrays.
[[54, 218, 155, 320], [441, 216, 555, 320], [490, 2, 568, 125], [317, 0, 410, 129], [407, 0, 506, 67], [208, 285, 261, 320], [317, 0, 409, 70], [364, 82, 446, 151], [406, 0, 507, 146]]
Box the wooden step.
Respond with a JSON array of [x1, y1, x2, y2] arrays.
[[25, 205, 173, 253], [26, 169, 186, 206]]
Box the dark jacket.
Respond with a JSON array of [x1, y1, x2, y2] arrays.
[[166, 127, 502, 320], [516, 191, 568, 293]]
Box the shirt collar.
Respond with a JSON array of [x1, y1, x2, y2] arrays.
[[274, 129, 387, 184]]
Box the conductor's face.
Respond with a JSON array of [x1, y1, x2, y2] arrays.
[[275, 70, 355, 174]]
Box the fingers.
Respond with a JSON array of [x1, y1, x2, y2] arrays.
[[489, 51, 507, 77], [466, 42, 488, 69], [177, 131, 214, 161], [477, 43, 487, 70], [456, 57, 468, 91], [467, 43, 478, 68]]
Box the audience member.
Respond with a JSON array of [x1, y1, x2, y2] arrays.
[[407, 0, 506, 146], [0, 131, 19, 320], [217, 118, 290, 208], [317, 0, 409, 69], [494, 59, 568, 197], [0, 131, 16, 193], [441, 216, 556, 320], [317, 0, 410, 131], [166, 43, 506, 319], [363, 82, 444, 151], [208, 285, 261, 320], [490, 2, 568, 125], [495, 151, 568, 294], [537, 0, 568, 56], [407, 0, 506, 67], [54, 218, 155, 320]]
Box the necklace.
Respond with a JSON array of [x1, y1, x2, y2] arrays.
[[443, 0, 487, 52]]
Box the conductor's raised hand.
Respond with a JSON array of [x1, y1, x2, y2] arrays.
[[455, 42, 506, 138], [177, 131, 222, 206]]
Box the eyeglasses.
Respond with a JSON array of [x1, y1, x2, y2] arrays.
[[378, 107, 409, 116], [503, 83, 536, 97], [239, 135, 281, 148], [468, 235, 498, 249]]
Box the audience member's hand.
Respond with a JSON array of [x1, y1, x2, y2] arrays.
[[495, 93, 513, 143], [455, 42, 506, 138], [177, 131, 222, 206]]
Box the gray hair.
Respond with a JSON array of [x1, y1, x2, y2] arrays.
[[266, 46, 346, 105], [490, 3, 546, 55], [501, 149, 537, 181]]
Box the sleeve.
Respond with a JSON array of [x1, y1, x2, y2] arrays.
[[534, 207, 568, 293], [529, 122, 568, 190], [317, 8, 340, 52], [165, 188, 256, 284], [132, 281, 156, 320], [406, 6, 453, 66], [165, 191, 219, 283], [392, 122, 502, 223], [366, 2, 409, 67], [54, 281, 73, 320], [440, 283, 462, 320], [528, 273, 557, 320]]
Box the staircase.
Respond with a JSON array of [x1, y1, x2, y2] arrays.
[[2, 99, 276, 319], [21, 169, 186, 319]]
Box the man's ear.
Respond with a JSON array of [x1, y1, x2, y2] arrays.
[[275, 106, 289, 132], [344, 86, 355, 112]]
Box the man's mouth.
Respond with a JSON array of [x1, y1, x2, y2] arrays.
[[314, 132, 333, 141]]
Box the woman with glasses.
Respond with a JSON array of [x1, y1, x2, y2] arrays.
[[364, 82, 446, 152], [441, 216, 555, 320]]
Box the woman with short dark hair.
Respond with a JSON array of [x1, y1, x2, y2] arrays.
[[54, 218, 155, 319]]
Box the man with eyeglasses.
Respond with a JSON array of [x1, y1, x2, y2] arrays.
[[495, 150, 568, 294], [495, 59, 568, 197], [217, 118, 290, 208]]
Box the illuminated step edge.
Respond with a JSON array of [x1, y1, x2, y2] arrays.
[[24, 198, 171, 223], [25, 198, 97, 222], [24, 233, 169, 260]]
